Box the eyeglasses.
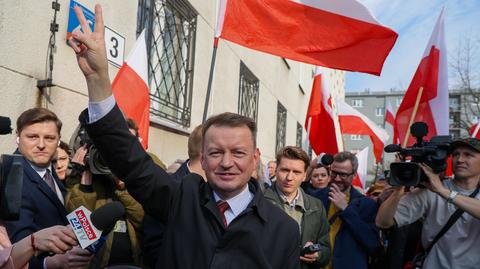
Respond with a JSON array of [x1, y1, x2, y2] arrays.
[[330, 170, 354, 180]]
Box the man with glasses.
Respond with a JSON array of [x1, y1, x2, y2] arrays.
[[312, 151, 380, 269]]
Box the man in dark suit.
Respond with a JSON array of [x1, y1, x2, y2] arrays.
[[69, 5, 300, 269], [5, 108, 92, 269], [312, 151, 380, 269]]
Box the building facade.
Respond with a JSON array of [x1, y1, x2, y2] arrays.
[[0, 0, 345, 167]]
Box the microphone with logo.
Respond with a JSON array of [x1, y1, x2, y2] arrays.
[[67, 201, 125, 253]]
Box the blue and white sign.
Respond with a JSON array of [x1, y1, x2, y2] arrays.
[[67, 0, 94, 38]]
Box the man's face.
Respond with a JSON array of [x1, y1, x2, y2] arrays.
[[275, 158, 306, 197], [452, 146, 480, 180], [54, 147, 70, 180], [18, 121, 60, 168], [267, 162, 277, 177], [201, 125, 259, 199], [329, 160, 355, 192]]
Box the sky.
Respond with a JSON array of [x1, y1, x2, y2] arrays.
[[346, 0, 480, 92]]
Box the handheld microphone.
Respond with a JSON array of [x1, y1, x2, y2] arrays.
[[67, 201, 125, 252]]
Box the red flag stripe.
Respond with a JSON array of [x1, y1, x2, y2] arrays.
[[216, 0, 397, 75]]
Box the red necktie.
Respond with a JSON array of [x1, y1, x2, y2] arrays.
[[44, 169, 56, 193], [217, 200, 230, 228]]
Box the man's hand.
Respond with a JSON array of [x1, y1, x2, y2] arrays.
[[34, 225, 78, 254], [419, 163, 448, 197], [67, 4, 112, 102], [71, 145, 88, 166], [329, 184, 348, 210], [299, 241, 319, 263], [46, 246, 93, 269]]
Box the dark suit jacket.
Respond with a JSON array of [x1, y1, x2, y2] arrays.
[[5, 151, 68, 269], [313, 187, 380, 269], [86, 105, 301, 269]]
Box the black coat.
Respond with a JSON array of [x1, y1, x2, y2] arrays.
[[4, 151, 68, 269], [86, 105, 301, 269]]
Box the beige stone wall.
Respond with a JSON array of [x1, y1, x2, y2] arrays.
[[0, 0, 345, 167]]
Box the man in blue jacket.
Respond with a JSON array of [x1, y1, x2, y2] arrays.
[[312, 151, 379, 269]]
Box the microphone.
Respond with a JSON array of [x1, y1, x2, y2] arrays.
[[384, 144, 402, 153], [0, 116, 12, 135], [67, 201, 125, 252], [317, 153, 334, 166]]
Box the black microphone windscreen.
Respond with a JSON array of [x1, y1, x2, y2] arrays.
[[0, 116, 12, 135], [90, 201, 125, 231], [319, 153, 334, 166], [384, 144, 402, 153]]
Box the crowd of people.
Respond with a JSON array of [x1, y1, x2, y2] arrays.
[[1, 4, 479, 269]]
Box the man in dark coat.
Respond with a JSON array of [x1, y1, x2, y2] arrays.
[[312, 151, 380, 269], [264, 146, 330, 269], [5, 108, 92, 269], [69, 5, 300, 269]]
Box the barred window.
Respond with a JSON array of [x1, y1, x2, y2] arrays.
[[296, 122, 303, 147], [137, 0, 197, 127], [238, 62, 259, 121], [276, 102, 287, 154]]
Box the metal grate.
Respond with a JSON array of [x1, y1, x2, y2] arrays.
[[296, 122, 302, 147], [276, 102, 287, 154], [238, 62, 259, 122], [137, 0, 197, 127]]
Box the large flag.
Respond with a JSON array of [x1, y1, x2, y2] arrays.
[[352, 147, 369, 190], [215, 0, 398, 75], [112, 30, 150, 149], [394, 8, 448, 147], [385, 100, 395, 127], [337, 100, 389, 163], [305, 68, 339, 155]]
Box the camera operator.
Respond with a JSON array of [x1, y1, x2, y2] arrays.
[[376, 138, 480, 269], [65, 145, 144, 268]]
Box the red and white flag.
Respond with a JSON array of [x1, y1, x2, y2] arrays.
[[470, 122, 480, 139], [385, 100, 395, 127], [337, 100, 389, 163], [305, 67, 339, 155], [352, 147, 369, 190], [394, 8, 448, 146], [112, 30, 150, 149], [215, 0, 398, 75]]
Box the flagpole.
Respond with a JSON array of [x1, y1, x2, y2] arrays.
[[202, 38, 219, 123], [402, 87, 424, 148], [304, 117, 312, 152]]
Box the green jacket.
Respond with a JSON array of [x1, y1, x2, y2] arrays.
[[264, 185, 330, 269]]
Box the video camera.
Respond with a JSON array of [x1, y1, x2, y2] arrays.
[[384, 122, 452, 187], [0, 116, 23, 221], [69, 112, 111, 175]]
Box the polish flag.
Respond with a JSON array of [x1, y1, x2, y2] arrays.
[[385, 100, 395, 127], [470, 122, 480, 139], [112, 30, 150, 149], [394, 8, 448, 147], [337, 100, 389, 163], [352, 147, 369, 190], [215, 0, 398, 75], [305, 67, 339, 155]]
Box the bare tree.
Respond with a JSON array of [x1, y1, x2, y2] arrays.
[[449, 35, 480, 132]]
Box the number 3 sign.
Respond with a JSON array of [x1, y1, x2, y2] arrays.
[[105, 26, 125, 68]]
